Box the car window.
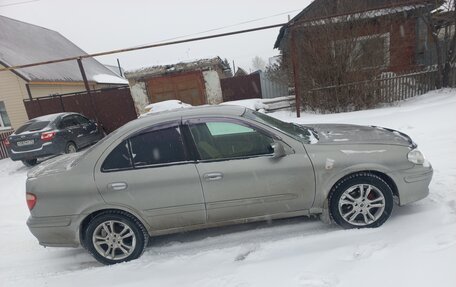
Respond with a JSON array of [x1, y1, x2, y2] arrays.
[[101, 140, 133, 171], [60, 116, 80, 129], [76, 115, 90, 125], [16, 120, 50, 133], [189, 121, 274, 161], [130, 126, 186, 167], [206, 122, 254, 136]]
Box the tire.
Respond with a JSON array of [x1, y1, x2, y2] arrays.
[[65, 142, 77, 154], [22, 159, 38, 167], [329, 172, 394, 229], [84, 210, 149, 265]]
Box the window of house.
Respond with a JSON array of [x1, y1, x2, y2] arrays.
[[189, 121, 274, 160], [333, 33, 390, 69], [0, 101, 12, 129]]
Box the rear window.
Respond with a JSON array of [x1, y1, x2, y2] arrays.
[[16, 121, 50, 134]]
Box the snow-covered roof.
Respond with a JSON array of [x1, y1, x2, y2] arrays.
[[274, 0, 432, 49], [124, 57, 231, 80], [104, 64, 125, 78], [0, 15, 127, 84]]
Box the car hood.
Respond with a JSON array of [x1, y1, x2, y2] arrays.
[[304, 124, 415, 147], [28, 153, 81, 178]]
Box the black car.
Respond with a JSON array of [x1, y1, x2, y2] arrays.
[[4, 112, 104, 166]]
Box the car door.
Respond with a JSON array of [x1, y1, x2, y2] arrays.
[[60, 115, 85, 147], [75, 115, 98, 147], [94, 122, 206, 231], [185, 117, 315, 223]]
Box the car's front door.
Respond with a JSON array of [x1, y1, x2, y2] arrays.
[[185, 118, 315, 223], [94, 123, 206, 231]]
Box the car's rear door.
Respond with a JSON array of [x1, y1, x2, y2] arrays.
[[94, 122, 206, 231], [59, 115, 85, 147], [185, 117, 315, 223], [74, 115, 98, 147]]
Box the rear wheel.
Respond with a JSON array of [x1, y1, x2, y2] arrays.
[[329, 172, 393, 229], [65, 142, 77, 154], [84, 211, 149, 265], [21, 159, 38, 167]]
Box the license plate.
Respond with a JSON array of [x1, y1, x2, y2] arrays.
[[17, 140, 34, 147]]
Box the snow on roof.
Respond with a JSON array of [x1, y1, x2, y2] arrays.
[[104, 64, 125, 78], [124, 57, 231, 80], [0, 15, 127, 84], [92, 74, 128, 84], [274, 0, 429, 49]]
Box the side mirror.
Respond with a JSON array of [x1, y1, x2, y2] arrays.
[[271, 142, 286, 158]]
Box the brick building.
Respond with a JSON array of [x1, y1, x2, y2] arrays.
[[274, 0, 437, 85]]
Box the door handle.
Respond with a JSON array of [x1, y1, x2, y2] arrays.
[[204, 172, 223, 182], [108, 182, 128, 191]]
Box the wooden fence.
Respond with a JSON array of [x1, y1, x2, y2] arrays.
[[0, 130, 14, 160], [302, 68, 440, 113], [23, 86, 137, 134]]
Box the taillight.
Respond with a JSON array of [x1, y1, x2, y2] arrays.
[[3, 137, 10, 147], [41, 131, 56, 141], [26, 193, 37, 210]]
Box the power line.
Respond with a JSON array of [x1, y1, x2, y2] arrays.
[[145, 8, 302, 46], [0, 0, 40, 8], [0, 23, 287, 72]]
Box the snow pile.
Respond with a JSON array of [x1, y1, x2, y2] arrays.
[[0, 89, 455, 286], [139, 100, 192, 117], [221, 98, 268, 111]]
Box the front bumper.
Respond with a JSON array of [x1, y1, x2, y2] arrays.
[[390, 164, 433, 206], [27, 215, 81, 247]]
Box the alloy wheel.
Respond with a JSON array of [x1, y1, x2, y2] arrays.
[[338, 184, 386, 226], [92, 220, 137, 260]]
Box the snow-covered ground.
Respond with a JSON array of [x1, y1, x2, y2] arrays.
[[1, 89, 455, 287]]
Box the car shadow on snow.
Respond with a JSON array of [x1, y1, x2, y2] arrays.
[[40, 204, 431, 269], [143, 216, 334, 257]]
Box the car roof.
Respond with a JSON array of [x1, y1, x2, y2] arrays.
[[124, 105, 247, 131], [140, 104, 246, 121], [31, 112, 79, 122]]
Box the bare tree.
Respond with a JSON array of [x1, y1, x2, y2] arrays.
[[265, 56, 289, 86], [419, 0, 456, 88], [251, 56, 267, 72], [285, 2, 401, 112]]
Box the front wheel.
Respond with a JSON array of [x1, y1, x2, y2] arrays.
[[329, 172, 394, 229], [84, 211, 149, 265]]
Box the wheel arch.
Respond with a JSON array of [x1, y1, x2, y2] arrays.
[[78, 207, 150, 247], [327, 170, 399, 201]]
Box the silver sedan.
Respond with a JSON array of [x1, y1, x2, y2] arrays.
[[25, 105, 433, 264]]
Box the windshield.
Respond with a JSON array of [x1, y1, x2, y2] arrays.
[[243, 109, 318, 143]]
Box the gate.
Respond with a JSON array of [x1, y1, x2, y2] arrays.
[[146, 71, 206, 106]]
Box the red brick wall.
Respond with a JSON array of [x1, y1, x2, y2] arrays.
[[389, 18, 417, 73]]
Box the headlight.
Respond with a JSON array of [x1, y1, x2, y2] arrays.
[[407, 149, 425, 165]]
